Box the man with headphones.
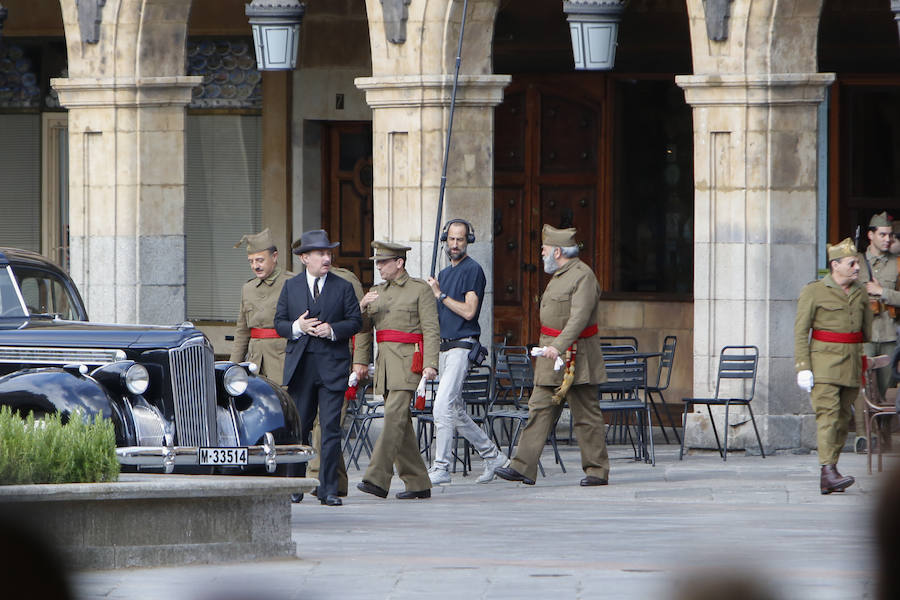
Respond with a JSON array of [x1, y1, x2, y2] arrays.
[[425, 219, 509, 485]]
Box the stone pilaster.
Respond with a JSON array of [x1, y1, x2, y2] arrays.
[[676, 73, 835, 452], [52, 76, 200, 325], [355, 73, 510, 339]]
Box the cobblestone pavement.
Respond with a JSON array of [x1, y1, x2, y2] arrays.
[[74, 445, 890, 600]]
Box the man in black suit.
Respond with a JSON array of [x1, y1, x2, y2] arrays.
[[275, 230, 362, 507]]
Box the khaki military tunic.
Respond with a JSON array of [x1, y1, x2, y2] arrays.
[[360, 270, 439, 493], [230, 267, 294, 385], [509, 257, 610, 482], [856, 250, 899, 438], [794, 274, 873, 465]]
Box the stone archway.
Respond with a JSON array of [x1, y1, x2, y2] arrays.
[[53, 0, 198, 324], [678, 0, 831, 452], [358, 0, 509, 338]]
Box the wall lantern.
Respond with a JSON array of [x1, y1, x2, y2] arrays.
[[562, 0, 628, 71], [245, 0, 305, 71]]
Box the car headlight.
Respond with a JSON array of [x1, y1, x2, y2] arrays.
[[223, 364, 249, 396], [124, 363, 150, 395]]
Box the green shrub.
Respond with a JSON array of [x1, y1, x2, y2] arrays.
[[0, 406, 120, 485]]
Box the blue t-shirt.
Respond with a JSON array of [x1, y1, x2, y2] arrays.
[[437, 255, 485, 340]]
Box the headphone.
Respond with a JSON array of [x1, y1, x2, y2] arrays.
[[440, 218, 476, 244]]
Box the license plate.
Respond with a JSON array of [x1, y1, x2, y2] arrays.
[[199, 447, 248, 466]]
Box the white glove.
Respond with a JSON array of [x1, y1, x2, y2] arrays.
[[531, 346, 566, 371], [797, 370, 814, 392], [415, 376, 427, 399], [348, 371, 358, 387]]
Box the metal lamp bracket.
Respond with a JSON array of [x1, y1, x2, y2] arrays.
[[77, 0, 106, 44], [381, 0, 411, 44], [702, 0, 732, 42]]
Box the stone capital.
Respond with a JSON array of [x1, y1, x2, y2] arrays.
[[51, 76, 202, 109], [676, 73, 836, 107], [355, 74, 512, 109]]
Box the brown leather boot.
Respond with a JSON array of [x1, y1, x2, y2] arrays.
[[820, 464, 855, 494]]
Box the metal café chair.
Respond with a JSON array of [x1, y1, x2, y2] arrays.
[[599, 336, 639, 350], [598, 357, 654, 465], [679, 345, 764, 461], [343, 382, 382, 470], [644, 335, 680, 444]]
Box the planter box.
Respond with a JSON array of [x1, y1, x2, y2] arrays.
[[0, 474, 316, 570]]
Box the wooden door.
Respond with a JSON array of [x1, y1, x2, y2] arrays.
[[322, 122, 375, 289], [493, 76, 608, 347]]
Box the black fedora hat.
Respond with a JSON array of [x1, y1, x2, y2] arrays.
[[292, 229, 340, 255]]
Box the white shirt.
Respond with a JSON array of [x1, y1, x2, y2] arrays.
[[291, 271, 335, 340]]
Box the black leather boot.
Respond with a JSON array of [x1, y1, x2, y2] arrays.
[[820, 464, 854, 494]]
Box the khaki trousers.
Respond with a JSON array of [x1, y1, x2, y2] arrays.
[[362, 389, 431, 493], [308, 401, 349, 495], [509, 384, 609, 482], [810, 382, 856, 465]]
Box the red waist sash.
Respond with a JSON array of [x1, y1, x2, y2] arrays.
[[811, 329, 863, 343], [540, 323, 598, 339], [250, 328, 280, 339], [376, 330, 424, 374]]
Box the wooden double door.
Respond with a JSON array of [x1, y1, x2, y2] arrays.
[[493, 76, 609, 347]]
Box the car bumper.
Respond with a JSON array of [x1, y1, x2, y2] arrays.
[[116, 432, 316, 474]]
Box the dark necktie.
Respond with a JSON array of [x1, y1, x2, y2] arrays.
[[313, 277, 320, 300]]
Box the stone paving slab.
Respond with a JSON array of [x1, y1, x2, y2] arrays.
[[72, 445, 892, 600]]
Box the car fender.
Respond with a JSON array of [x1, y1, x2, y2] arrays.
[[230, 375, 302, 447], [0, 367, 124, 440]]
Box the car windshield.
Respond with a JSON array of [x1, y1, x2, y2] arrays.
[[0, 266, 27, 318], [13, 266, 81, 320]]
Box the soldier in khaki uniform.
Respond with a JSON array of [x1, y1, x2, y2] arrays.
[[495, 225, 610, 487], [230, 228, 293, 384], [356, 241, 439, 500], [855, 211, 899, 452], [794, 238, 873, 494], [306, 262, 372, 497]]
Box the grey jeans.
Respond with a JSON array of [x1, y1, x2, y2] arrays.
[[431, 341, 499, 471]]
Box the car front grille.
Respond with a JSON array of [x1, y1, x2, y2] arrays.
[[168, 337, 217, 446]]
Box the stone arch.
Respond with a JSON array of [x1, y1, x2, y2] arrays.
[[365, 0, 501, 77], [686, 0, 824, 75], [57, 0, 193, 79]]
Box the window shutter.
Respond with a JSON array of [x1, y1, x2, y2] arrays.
[[0, 115, 41, 252], [185, 115, 262, 321]]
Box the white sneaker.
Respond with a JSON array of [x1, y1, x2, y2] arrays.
[[429, 467, 451, 485], [476, 452, 510, 483]]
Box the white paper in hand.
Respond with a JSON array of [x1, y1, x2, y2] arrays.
[[531, 346, 565, 371]]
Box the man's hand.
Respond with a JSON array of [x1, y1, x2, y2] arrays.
[[423, 367, 438, 381], [360, 290, 379, 309], [295, 310, 322, 335], [426, 276, 441, 299], [543, 345, 560, 362], [867, 279, 884, 297], [797, 370, 814, 392], [313, 322, 333, 339], [352, 363, 369, 382]]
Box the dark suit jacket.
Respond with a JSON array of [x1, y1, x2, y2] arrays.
[[274, 272, 362, 392]]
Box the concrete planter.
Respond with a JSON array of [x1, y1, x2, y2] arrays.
[[0, 474, 316, 570]]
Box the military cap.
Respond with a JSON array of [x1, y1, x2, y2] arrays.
[[542, 224, 577, 248], [869, 211, 892, 229], [292, 229, 340, 255], [370, 240, 411, 261], [234, 228, 276, 254], [826, 238, 857, 261]]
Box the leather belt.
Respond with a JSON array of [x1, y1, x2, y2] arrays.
[[250, 328, 280, 339], [440, 340, 474, 352], [811, 329, 864, 343], [540, 323, 598, 339]]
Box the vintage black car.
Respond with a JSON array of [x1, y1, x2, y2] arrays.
[[0, 247, 312, 473]]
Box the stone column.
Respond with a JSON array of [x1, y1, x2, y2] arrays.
[[359, 0, 508, 339], [676, 73, 834, 451], [52, 77, 200, 324]]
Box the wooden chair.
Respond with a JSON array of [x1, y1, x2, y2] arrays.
[[860, 354, 896, 474]]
